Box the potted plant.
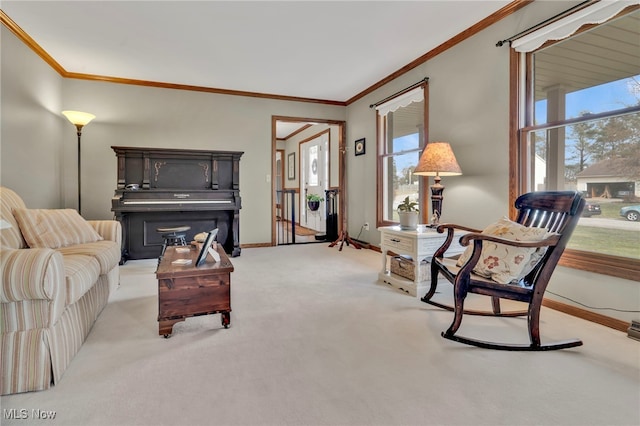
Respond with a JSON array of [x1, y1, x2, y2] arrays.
[[306, 193, 324, 211], [397, 196, 419, 229]]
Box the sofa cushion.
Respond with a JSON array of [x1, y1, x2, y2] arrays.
[[14, 208, 103, 249], [57, 240, 120, 275], [62, 254, 101, 305], [0, 187, 27, 249]]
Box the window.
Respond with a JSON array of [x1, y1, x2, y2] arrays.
[[376, 84, 428, 226], [514, 6, 640, 280]]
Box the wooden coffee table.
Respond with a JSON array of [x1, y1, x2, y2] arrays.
[[156, 244, 234, 337]]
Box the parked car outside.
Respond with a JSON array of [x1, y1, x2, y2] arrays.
[[619, 205, 640, 222], [582, 202, 602, 217]]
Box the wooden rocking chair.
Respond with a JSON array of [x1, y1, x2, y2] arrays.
[[421, 191, 586, 351]]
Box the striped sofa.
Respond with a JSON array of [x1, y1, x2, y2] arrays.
[[0, 186, 121, 395]]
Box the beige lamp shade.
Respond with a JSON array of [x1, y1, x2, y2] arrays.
[[62, 111, 96, 127], [413, 142, 462, 176]]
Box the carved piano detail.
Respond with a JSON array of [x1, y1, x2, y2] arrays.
[[111, 146, 243, 261]]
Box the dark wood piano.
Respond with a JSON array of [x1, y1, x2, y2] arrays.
[[111, 146, 243, 261]]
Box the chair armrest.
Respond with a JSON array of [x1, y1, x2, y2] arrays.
[[433, 223, 482, 258], [0, 248, 65, 303], [459, 232, 560, 249], [436, 223, 483, 234], [88, 220, 122, 246]]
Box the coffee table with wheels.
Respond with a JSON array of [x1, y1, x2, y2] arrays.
[[155, 244, 234, 337]]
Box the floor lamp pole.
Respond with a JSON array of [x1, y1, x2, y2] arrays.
[[76, 128, 83, 214], [62, 110, 95, 216]]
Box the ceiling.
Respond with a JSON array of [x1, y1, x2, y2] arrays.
[[4, 2, 638, 138], [276, 121, 313, 140], [1, 0, 513, 105]]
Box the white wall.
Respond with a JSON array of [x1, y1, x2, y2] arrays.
[[2, 28, 345, 247], [1, 26, 65, 207], [58, 78, 345, 246], [283, 123, 341, 190], [344, 35, 514, 241]]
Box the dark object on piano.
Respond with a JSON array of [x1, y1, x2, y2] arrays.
[[111, 146, 243, 262]]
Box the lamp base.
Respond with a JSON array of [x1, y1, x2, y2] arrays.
[[430, 178, 444, 226]]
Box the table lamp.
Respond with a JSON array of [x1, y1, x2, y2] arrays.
[[413, 142, 462, 225]]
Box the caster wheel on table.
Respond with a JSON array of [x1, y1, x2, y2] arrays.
[[221, 313, 230, 329], [163, 334, 171, 338]]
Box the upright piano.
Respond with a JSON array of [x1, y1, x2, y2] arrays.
[[111, 146, 243, 261]]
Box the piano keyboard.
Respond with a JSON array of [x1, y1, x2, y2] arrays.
[[123, 200, 232, 205]]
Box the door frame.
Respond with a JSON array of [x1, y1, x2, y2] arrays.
[[271, 115, 346, 246], [275, 148, 285, 218]]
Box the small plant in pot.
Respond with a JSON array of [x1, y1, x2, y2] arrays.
[[397, 196, 419, 230], [306, 194, 324, 211]]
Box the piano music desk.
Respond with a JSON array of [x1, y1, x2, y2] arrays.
[[155, 244, 234, 337]]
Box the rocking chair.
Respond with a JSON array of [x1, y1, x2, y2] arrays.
[[422, 191, 585, 351]]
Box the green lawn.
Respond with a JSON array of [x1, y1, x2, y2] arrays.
[[596, 201, 626, 219], [569, 225, 640, 258], [573, 200, 640, 258]]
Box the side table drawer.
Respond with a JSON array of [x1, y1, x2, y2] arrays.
[[415, 232, 466, 257], [417, 234, 448, 254], [383, 234, 414, 252]]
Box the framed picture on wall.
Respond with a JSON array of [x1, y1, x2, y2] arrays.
[[288, 152, 295, 180], [355, 138, 366, 156]]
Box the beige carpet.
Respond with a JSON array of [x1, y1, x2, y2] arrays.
[[2, 244, 639, 426]]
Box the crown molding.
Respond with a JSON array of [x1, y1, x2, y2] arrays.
[[2, 1, 529, 106], [345, 0, 533, 105]]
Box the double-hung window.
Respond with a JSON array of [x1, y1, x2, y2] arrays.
[[376, 83, 428, 226], [513, 3, 640, 280]]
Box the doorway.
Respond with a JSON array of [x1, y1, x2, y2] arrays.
[[272, 116, 345, 246], [300, 130, 328, 235]]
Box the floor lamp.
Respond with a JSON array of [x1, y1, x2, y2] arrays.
[[62, 111, 96, 215], [413, 142, 462, 226]]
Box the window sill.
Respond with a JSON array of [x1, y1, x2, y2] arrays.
[[559, 249, 640, 282]]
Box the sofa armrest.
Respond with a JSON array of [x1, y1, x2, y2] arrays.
[[88, 220, 122, 246], [0, 248, 65, 303], [1, 248, 67, 332]]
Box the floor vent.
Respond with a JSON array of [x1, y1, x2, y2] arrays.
[[627, 320, 640, 341]]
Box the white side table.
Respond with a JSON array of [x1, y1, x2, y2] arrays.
[[378, 225, 466, 297]]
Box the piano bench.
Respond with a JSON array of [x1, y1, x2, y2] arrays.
[[157, 226, 191, 260]]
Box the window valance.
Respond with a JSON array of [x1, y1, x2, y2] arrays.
[[512, 0, 638, 53], [375, 86, 424, 117]]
